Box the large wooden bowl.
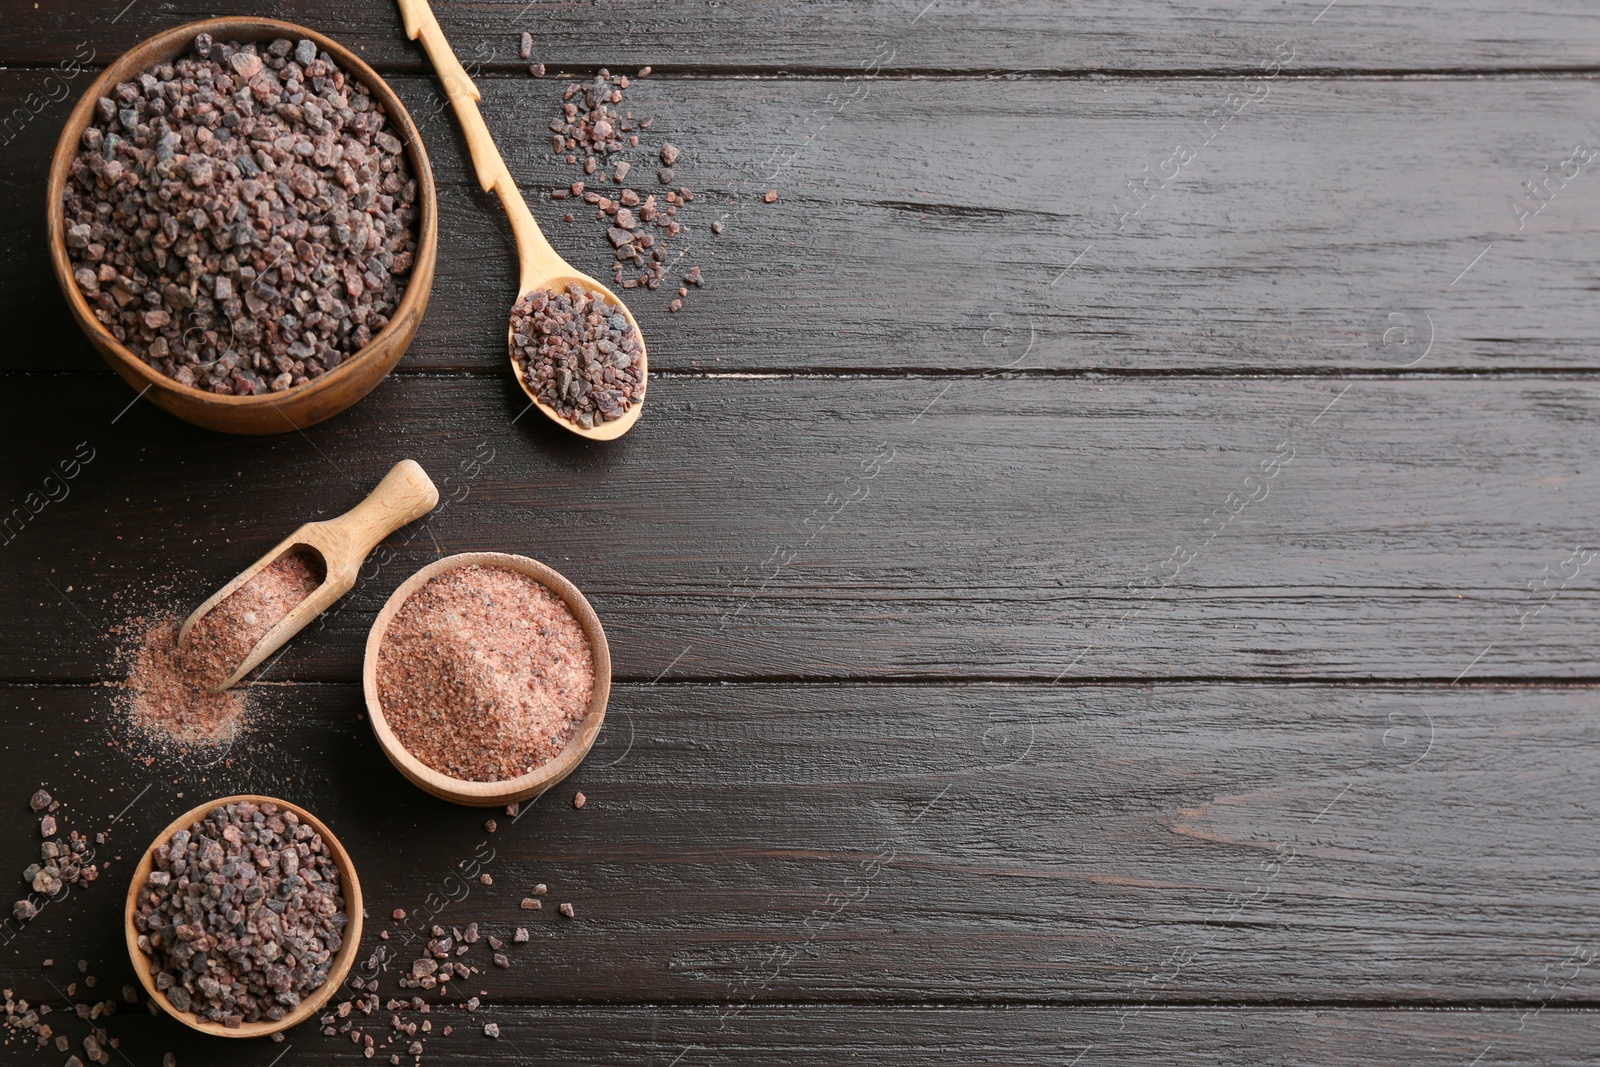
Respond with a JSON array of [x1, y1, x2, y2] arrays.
[[363, 552, 611, 806], [124, 794, 364, 1038], [46, 17, 437, 434]]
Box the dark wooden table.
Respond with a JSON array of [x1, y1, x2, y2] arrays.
[[4, 1, 1599, 1063]]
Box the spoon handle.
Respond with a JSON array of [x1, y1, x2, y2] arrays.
[[396, 0, 566, 294]]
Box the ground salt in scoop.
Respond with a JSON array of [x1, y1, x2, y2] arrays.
[[120, 549, 324, 748], [179, 548, 325, 687], [375, 564, 595, 782]]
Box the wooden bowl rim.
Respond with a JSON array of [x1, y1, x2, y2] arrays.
[[362, 551, 612, 806], [45, 16, 437, 411], [123, 793, 365, 1038]]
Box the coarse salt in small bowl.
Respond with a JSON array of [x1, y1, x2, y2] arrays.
[[124, 794, 364, 1038], [362, 552, 611, 807]]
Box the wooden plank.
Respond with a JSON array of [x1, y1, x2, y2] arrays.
[[11, 1004, 1597, 1066], [4, 681, 1599, 1008], [10, 73, 1600, 376], [2, 375, 1598, 684], [2, 0, 1599, 75], [8, 0, 1596, 1055]]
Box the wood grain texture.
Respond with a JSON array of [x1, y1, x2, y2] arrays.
[[9, 72, 1600, 376], [4, 1004, 1596, 1067], [3, 375, 1597, 683], [2, 0, 1600, 74], [3, 0, 1598, 1059], [2, 682, 1596, 1007]]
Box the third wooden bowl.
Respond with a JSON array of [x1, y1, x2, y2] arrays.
[[363, 552, 611, 806], [46, 17, 437, 434], [124, 794, 364, 1038]]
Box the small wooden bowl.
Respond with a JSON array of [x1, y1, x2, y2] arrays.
[[124, 794, 365, 1038], [46, 17, 438, 435], [363, 552, 611, 806]]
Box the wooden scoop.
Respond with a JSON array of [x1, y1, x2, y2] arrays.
[[397, 0, 648, 440], [177, 460, 439, 690]]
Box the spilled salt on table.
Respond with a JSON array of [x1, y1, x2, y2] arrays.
[[117, 549, 323, 748]]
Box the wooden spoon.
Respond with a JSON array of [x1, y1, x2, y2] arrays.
[[397, 0, 648, 440], [177, 460, 439, 690]]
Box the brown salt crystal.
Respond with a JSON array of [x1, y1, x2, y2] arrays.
[[376, 565, 595, 782]]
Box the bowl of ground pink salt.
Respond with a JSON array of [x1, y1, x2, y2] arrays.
[[363, 552, 610, 806]]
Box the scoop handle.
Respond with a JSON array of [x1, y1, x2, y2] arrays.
[[396, 0, 567, 293], [318, 459, 440, 577]]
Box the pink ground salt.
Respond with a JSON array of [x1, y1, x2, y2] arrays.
[[181, 548, 324, 687], [122, 616, 250, 748], [376, 564, 595, 782], [118, 549, 323, 748]]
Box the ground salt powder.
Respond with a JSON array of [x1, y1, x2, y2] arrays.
[[119, 549, 323, 747], [376, 564, 595, 782]]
